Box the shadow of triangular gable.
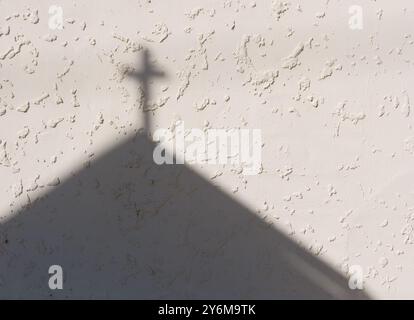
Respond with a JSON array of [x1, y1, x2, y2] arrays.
[[0, 131, 369, 299]]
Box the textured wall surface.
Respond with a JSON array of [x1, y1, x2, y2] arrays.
[[0, 0, 413, 299]]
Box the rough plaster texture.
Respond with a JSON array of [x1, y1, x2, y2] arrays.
[[0, 0, 413, 299]]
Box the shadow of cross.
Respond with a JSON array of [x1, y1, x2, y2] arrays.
[[127, 49, 166, 134]]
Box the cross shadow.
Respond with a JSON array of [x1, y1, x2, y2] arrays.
[[125, 48, 166, 134], [0, 49, 369, 299]]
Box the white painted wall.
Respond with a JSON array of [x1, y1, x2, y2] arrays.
[[1, 0, 413, 299]]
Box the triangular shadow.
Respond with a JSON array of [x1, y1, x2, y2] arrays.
[[0, 133, 369, 299]]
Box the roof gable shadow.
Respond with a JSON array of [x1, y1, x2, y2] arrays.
[[0, 132, 368, 299]]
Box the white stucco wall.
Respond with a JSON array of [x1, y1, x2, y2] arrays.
[[1, 0, 414, 299]]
